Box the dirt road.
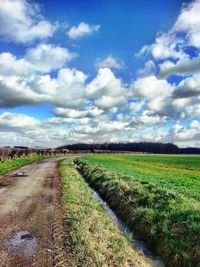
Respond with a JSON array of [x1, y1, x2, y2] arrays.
[[0, 158, 67, 267]]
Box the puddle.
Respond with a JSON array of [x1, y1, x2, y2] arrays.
[[5, 230, 37, 259], [13, 172, 28, 177], [90, 188, 164, 267]]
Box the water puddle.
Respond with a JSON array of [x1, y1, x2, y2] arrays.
[[5, 230, 37, 259], [90, 188, 164, 267], [13, 171, 28, 177]]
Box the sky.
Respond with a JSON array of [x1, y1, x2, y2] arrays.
[[0, 0, 200, 148]]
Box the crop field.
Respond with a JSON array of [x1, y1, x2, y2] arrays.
[[80, 154, 200, 200], [75, 154, 200, 267]]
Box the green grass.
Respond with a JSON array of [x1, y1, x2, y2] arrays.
[[60, 158, 153, 267], [74, 154, 200, 267], [80, 154, 200, 200], [0, 154, 61, 175]]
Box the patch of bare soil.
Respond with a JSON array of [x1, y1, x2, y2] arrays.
[[0, 158, 67, 267]]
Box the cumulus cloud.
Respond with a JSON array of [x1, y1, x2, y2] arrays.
[[0, 66, 88, 108], [67, 22, 100, 39], [137, 60, 157, 77], [137, 33, 183, 59], [0, 43, 83, 108], [25, 43, 76, 72], [96, 55, 124, 70], [172, 0, 200, 47], [174, 73, 200, 98], [54, 106, 104, 118], [159, 55, 200, 78], [134, 0, 200, 126], [0, 112, 40, 131], [0, 0, 55, 43], [171, 120, 200, 145], [137, 0, 200, 59], [139, 110, 163, 124], [0, 43, 74, 75], [74, 121, 130, 137], [87, 68, 126, 109], [130, 75, 174, 113]]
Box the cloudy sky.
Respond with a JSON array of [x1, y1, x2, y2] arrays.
[[0, 0, 200, 148]]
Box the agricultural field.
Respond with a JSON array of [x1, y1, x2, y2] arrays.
[[75, 154, 200, 267], [80, 154, 200, 200]]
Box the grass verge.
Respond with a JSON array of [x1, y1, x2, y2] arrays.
[[74, 157, 200, 267], [60, 158, 154, 267], [0, 154, 60, 175]]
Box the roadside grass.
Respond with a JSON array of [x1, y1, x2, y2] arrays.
[[60, 158, 154, 267], [74, 156, 200, 267], [0, 154, 60, 175]]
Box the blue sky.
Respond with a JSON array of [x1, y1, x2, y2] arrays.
[[0, 0, 199, 148]]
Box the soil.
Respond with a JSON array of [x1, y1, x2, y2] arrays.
[[0, 158, 67, 267]]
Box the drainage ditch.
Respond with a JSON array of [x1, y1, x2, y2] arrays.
[[76, 168, 165, 267]]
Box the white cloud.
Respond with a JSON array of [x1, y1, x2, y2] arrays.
[[131, 75, 174, 113], [54, 106, 104, 118], [0, 42, 85, 108], [172, 0, 200, 47], [129, 101, 145, 114], [95, 95, 125, 109], [0, 43, 75, 75], [87, 68, 126, 109], [137, 33, 183, 60], [0, 112, 39, 130], [0, 52, 32, 76], [67, 22, 100, 39], [25, 43, 76, 72], [137, 60, 157, 77], [0, 0, 55, 43], [0, 65, 88, 108], [183, 104, 200, 118], [87, 68, 124, 97], [74, 121, 130, 136], [33, 68, 88, 109], [171, 120, 200, 143], [139, 110, 163, 124], [150, 33, 183, 59], [175, 73, 200, 98], [159, 55, 200, 78], [137, 1, 200, 59], [96, 55, 124, 70]]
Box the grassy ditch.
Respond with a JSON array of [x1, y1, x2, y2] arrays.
[[60, 158, 154, 267], [74, 157, 200, 267], [0, 154, 60, 175]]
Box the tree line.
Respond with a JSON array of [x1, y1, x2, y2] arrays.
[[58, 142, 200, 154]]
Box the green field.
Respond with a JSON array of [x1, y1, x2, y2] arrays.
[[75, 154, 200, 267], [81, 154, 200, 200]]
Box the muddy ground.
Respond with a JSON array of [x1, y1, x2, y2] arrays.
[[0, 158, 67, 267]]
